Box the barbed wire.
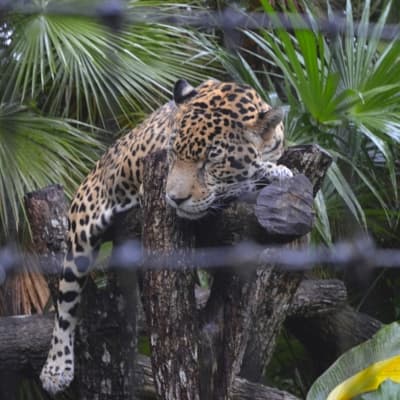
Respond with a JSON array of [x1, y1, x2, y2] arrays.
[[1, 1, 399, 40], [0, 235, 399, 285]]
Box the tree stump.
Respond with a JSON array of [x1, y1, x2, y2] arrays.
[[24, 184, 68, 306], [22, 184, 139, 400], [139, 144, 332, 399], [75, 213, 139, 400], [194, 144, 332, 390], [140, 150, 201, 400]]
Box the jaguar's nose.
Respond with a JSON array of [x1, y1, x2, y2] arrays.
[[167, 194, 191, 207]]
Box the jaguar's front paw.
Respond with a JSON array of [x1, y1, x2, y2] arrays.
[[266, 163, 293, 181]]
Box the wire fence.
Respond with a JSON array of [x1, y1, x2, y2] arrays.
[[1, 1, 400, 39], [0, 235, 400, 286]]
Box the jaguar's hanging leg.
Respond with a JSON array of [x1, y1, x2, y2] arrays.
[[40, 204, 112, 394]]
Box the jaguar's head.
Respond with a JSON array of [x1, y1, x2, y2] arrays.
[[166, 79, 285, 219]]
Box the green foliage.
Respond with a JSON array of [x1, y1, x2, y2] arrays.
[[221, 0, 400, 242], [0, 103, 103, 235], [1, 0, 218, 128], [265, 330, 311, 398]]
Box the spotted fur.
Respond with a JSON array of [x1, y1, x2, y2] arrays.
[[40, 79, 292, 394]]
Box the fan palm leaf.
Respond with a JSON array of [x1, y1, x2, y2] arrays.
[[0, 103, 103, 235], [1, 0, 219, 128]]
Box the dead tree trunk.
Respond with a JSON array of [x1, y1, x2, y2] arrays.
[[0, 185, 67, 400], [4, 145, 335, 399], [24, 184, 69, 305], [286, 305, 382, 374], [141, 150, 201, 400], [194, 145, 332, 394], [0, 279, 350, 371], [241, 146, 333, 382], [22, 184, 138, 400], [75, 273, 137, 399], [75, 212, 139, 399], [139, 145, 332, 399]]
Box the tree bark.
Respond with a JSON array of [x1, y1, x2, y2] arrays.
[[24, 183, 69, 305], [0, 279, 348, 371], [287, 278, 347, 317], [75, 212, 139, 399], [0, 185, 69, 400], [240, 145, 333, 382], [193, 145, 332, 389], [140, 150, 200, 400], [0, 306, 381, 400], [0, 276, 368, 400], [3, 144, 335, 399], [0, 313, 299, 400], [278, 145, 333, 197], [138, 144, 332, 399], [23, 184, 139, 399]]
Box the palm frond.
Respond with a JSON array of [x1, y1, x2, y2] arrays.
[[1, 0, 220, 128], [230, 0, 400, 241], [0, 103, 103, 235]]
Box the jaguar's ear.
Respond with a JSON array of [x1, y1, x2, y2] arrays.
[[173, 79, 197, 104], [259, 107, 284, 130]]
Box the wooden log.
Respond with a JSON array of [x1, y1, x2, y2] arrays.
[[278, 144, 333, 197], [75, 213, 139, 399], [0, 315, 301, 400], [196, 144, 333, 386], [286, 305, 382, 374], [0, 277, 345, 370], [140, 150, 200, 400], [22, 184, 139, 399], [255, 174, 314, 239], [287, 279, 347, 317], [0, 278, 357, 400], [24, 184, 68, 305], [232, 377, 300, 400], [0, 313, 54, 374]]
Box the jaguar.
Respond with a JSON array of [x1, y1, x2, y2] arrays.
[[40, 78, 292, 394]]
